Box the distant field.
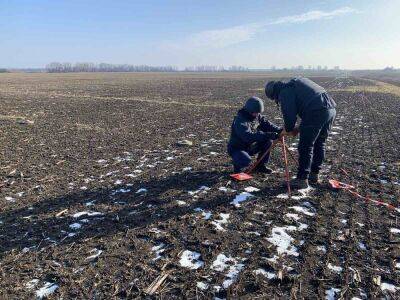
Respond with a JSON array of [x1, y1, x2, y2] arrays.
[[0, 72, 399, 299]]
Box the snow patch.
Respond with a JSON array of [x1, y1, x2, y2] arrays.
[[188, 186, 210, 196], [289, 206, 315, 217], [325, 287, 340, 300], [210, 253, 245, 288], [231, 192, 253, 207], [254, 268, 276, 279], [211, 213, 230, 231], [285, 213, 301, 221], [327, 263, 343, 273], [25, 279, 39, 289], [266, 225, 300, 256], [69, 223, 82, 230], [197, 281, 209, 291], [244, 186, 260, 193], [179, 250, 204, 269], [358, 242, 366, 250], [85, 248, 103, 261], [218, 187, 236, 193], [152, 243, 165, 261], [380, 282, 399, 292], [36, 282, 59, 299], [72, 211, 103, 218]]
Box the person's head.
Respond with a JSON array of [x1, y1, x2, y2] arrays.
[[265, 80, 284, 102], [244, 96, 264, 117]]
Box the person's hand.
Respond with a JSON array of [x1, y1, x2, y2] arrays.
[[291, 127, 300, 137], [279, 129, 288, 138]]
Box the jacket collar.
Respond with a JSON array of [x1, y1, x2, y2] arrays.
[[238, 108, 256, 121]]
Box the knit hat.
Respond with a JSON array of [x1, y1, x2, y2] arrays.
[[244, 96, 264, 113]]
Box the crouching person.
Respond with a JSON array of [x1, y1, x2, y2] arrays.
[[227, 96, 282, 174]]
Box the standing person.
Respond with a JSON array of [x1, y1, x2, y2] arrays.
[[227, 97, 282, 174], [265, 77, 336, 189]]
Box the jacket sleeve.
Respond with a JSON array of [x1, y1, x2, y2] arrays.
[[279, 88, 297, 132], [234, 119, 269, 144], [258, 116, 282, 134]]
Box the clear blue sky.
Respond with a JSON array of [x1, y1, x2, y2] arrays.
[[2, 0, 399, 69]]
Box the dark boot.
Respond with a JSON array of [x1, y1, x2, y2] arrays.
[[254, 165, 273, 174], [309, 172, 320, 184], [290, 178, 309, 189]]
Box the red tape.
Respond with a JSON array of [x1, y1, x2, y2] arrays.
[[329, 179, 398, 211]]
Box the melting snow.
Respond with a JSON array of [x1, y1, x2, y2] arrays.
[[231, 192, 253, 207], [179, 250, 204, 269], [390, 228, 400, 234], [285, 213, 301, 221], [325, 287, 340, 300], [112, 188, 131, 195], [189, 186, 210, 196], [85, 200, 96, 206], [36, 282, 59, 299], [266, 225, 300, 256], [25, 279, 39, 289], [277, 187, 313, 200], [85, 248, 103, 261], [317, 245, 327, 253], [254, 268, 276, 279], [218, 187, 236, 193], [327, 263, 343, 273], [5, 196, 15, 202], [152, 243, 165, 261], [196, 281, 209, 291], [289, 206, 315, 217], [176, 200, 187, 206], [73, 211, 103, 218], [69, 223, 82, 230], [211, 213, 230, 231], [202, 211, 212, 220], [194, 208, 212, 220], [211, 254, 245, 288], [244, 186, 260, 192], [358, 242, 366, 250], [183, 167, 192, 171], [136, 188, 147, 194], [380, 282, 399, 292]]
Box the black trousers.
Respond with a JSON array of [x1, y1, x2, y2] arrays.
[[297, 108, 336, 179]]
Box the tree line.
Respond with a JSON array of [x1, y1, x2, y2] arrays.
[[46, 62, 178, 73], [46, 62, 249, 73]]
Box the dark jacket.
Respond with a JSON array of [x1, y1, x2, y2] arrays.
[[228, 108, 281, 152], [279, 77, 336, 131]]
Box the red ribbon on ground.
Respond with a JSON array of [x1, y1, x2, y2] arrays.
[[329, 179, 398, 211]]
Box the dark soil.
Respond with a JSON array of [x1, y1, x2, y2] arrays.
[[0, 72, 399, 299]]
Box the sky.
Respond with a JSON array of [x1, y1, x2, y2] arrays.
[[1, 0, 400, 69]]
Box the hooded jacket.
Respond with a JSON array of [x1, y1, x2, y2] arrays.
[[277, 77, 336, 132], [228, 108, 281, 152]]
